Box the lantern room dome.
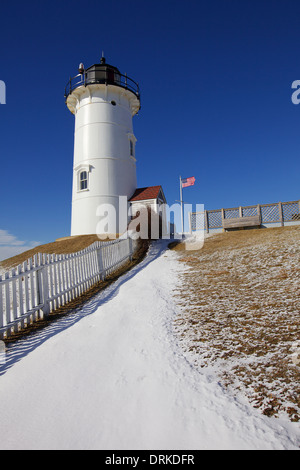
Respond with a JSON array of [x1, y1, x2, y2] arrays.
[[64, 56, 140, 106]]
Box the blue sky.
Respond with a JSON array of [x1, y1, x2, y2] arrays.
[[0, 0, 300, 259]]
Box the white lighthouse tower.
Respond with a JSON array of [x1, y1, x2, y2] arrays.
[[65, 56, 141, 236]]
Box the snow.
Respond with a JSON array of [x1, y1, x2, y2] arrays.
[[0, 240, 299, 450]]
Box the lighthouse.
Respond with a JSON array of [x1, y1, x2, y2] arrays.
[[65, 56, 141, 237]]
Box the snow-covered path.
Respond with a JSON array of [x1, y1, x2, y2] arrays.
[[0, 241, 299, 450]]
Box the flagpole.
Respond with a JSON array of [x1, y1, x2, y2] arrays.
[[180, 176, 184, 234]]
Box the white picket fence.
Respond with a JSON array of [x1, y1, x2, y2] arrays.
[[0, 237, 138, 339]]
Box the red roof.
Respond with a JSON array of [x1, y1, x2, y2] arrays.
[[129, 186, 162, 202]]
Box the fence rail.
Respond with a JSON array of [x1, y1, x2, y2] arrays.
[[190, 200, 300, 233], [0, 237, 137, 339]]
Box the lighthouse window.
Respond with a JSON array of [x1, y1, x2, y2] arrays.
[[79, 171, 88, 190], [130, 140, 134, 157]]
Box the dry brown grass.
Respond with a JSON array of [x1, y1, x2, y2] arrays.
[[170, 226, 300, 422]]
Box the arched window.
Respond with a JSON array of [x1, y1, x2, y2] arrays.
[[79, 170, 88, 190], [127, 133, 136, 160], [75, 164, 91, 192]]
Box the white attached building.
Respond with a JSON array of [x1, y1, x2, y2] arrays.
[[129, 185, 167, 213], [129, 186, 168, 238]]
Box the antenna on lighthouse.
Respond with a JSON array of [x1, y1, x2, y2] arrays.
[[101, 51, 106, 64]]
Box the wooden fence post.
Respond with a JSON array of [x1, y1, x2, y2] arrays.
[[221, 209, 225, 232], [278, 202, 284, 227], [4, 272, 10, 336], [37, 255, 50, 316], [205, 210, 209, 234], [129, 237, 133, 261], [257, 204, 261, 223], [42, 264, 50, 316], [97, 246, 105, 280]]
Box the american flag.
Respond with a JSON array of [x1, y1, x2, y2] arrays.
[[181, 176, 195, 188]]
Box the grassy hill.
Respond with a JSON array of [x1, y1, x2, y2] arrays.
[[170, 226, 300, 422], [0, 235, 102, 271]]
